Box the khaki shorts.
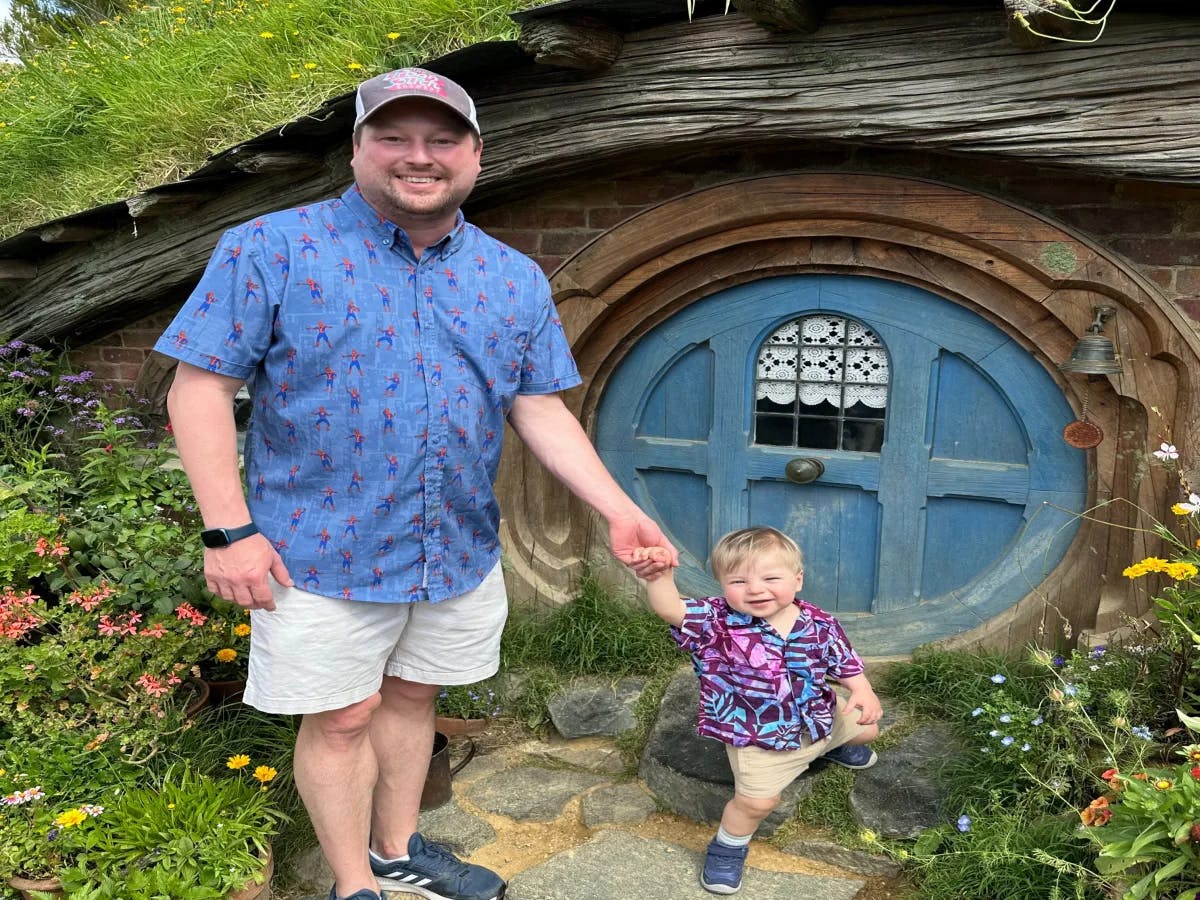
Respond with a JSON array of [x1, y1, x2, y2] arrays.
[[725, 696, 873, 799], [242, 562, 508, 715]]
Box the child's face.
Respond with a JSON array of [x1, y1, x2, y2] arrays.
[[717, 551, 804, 621]]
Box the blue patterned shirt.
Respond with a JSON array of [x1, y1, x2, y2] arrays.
[[670, 597, 865, 750], [154, 186, 581, 604]]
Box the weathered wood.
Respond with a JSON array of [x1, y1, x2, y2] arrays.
[[1005, 0, 1109, 49], [732, 0, 825, 32], [517, 16, 625, 70], [39, 223, 109, 243], [231, 151, 324, 175], [0, 261, 36, 280], [127, 191, 218, 219]]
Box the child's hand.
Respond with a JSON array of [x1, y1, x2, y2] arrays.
[[842, 686, 883, 726], [632, 546, 673, 580]]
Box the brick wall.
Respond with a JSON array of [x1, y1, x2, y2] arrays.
[[71, 146, 1200, 390]]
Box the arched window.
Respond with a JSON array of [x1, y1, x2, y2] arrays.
[[753, 314, 889, 451]]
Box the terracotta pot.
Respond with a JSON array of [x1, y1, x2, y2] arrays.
[[227, 843, 273, 900], [435, 715, 488, 736], [7, 872, 64, 899], [184, 676, 212, 717]]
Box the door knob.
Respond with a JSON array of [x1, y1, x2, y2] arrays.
[[784, 457, 825, 484]]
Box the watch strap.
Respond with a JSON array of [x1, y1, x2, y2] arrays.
[[201, 522, 260, 548]]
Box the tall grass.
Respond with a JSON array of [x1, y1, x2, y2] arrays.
[[0, 0, 524, 238]]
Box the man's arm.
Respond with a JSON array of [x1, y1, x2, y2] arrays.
[[167, 362, 292, 609], [506, 393, 678, 577], [632, 548, 686, 627]]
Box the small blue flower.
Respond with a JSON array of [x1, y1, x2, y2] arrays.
[[956, 815, 971, 832], [1030, 716, 1044, 726], [1131, 725, 1153, 741], [998, 714, 1012, 723], [971, 707, 984, 717], [1000, 736, 1015, 747], [1063, 683, 1079, 697], [1090, 646, 1106, 659], [990, 674, 1007, 684], [989, 730, 1001, 737], [1020, 743, 1031, 752], [1051, 655, 1064, 667]]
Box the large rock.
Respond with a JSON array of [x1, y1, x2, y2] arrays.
[[547, 676, 647, 737], [638, 668, 812, 835], [581, 783, 658, 827], [464, 765, 608, 821], [849, 723, 960, 839]]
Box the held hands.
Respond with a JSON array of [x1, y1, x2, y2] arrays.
[[609, 514, 678, 579], [204, 534, 292, 611]]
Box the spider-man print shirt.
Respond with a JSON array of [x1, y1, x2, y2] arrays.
[[671, 597, 866, 750], [155, 186, 581, 604]]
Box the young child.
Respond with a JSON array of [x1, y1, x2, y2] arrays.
[[634, 526, 882, 895]]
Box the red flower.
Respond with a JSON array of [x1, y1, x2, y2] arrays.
[[1192, 766, 1200, 780]]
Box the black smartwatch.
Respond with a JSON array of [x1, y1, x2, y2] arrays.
[[200, 522, 260, 548]]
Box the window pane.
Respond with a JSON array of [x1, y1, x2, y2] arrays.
[[755, 415, 795, 446]]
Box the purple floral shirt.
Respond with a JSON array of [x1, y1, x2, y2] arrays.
[[670, 596, 865, 750]]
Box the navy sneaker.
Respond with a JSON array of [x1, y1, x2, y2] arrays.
[[328, 889, 381, 900], [370, 832, 505, 900], [823, 742, 878, 769], [700, 838, 748, 894]]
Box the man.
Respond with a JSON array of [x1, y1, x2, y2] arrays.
[[155, 68, 676, 900]]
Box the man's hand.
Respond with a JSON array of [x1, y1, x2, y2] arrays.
[[610, 514, 678, 578], [204, 534, 292, 610], [631, 546, 674, 581]]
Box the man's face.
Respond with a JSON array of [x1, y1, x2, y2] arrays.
[[351, 98, 482, 232]]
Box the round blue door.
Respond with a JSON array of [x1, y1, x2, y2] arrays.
[[596, 275, 1087, 654]]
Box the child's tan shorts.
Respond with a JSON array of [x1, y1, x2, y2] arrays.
[[725, 696, 873, 798]]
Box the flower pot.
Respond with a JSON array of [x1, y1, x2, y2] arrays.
[[204, 677, 247, 705], [7, 873, 64, 899], [227, 843, 273, 900], [419, 732, 477, 811], [185, 676, 212, 717], [435, 715, 488, 736]]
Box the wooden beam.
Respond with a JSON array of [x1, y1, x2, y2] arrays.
[[233, 151, 324, 176], [39, 223, 110, 244], [0, 260, 37, 280], [126, 191, 213, 219], [517, 16, 624, 71], [732, 0, 824, 33], [1005, 0, 1108, 49]]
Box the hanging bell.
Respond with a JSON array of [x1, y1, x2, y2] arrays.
[[1059, 306, 1123, 375], [1059, 334, 1123, 375]]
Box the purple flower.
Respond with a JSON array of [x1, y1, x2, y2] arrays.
[[956, 815, 972, 832], [1090, 646, 1106, 659], [1020, 743, 1031, 752], [990, 674, 1007, 684], [1052, 655, 1064, 667], [998, 714, 1012, 723], [1063, 684, 1079, 697], [1030, 716, 1043, 726], [8, 370, 28, 379], [1000, 736, 1015, 746]]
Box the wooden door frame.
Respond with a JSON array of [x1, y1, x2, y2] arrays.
[[498, 172, 1200, 652]]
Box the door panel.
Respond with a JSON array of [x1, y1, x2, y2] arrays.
[[595, 275, 1086, 652]]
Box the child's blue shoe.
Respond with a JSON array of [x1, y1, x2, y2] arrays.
[[823, 743, 878, 769], [701, 838, 748, 894], [328, 889, 380, 900]]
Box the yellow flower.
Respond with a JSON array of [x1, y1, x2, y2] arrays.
[[253, 765, 278, 783], [259, 30, 273, 37], [1154, 778, 1173, 791], [216, 648, 238, 663], [386, 32, 400, 39], [303, 61, 317, 69], [234, 623, 251, 637], [227, 754, 251, 770], [170, 4, 184, 10], [1172, 503, 1191, 516], [347, 62, 363, 70], [1166, 562, 1198, 581], [54, 808, 87, 828], [289, 73, 300, 78], [167, 803, 175, 809]]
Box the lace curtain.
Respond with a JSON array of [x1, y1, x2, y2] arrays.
[[756, 315, 889, 408]]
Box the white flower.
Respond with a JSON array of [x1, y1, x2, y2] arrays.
[[1153, 442, 1179, 461], [1179, 493, 1200, 516]]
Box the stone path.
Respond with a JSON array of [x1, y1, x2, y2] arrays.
[[285, 668, 960, 900]]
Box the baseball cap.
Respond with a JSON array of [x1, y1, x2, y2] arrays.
[[353, 67, 480, 137]]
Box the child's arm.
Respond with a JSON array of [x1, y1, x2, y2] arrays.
[[632, 547, 686, 627], [838, 672, 883, 726]]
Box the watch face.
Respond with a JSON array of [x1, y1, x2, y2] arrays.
[[201, 529, 230, 549]]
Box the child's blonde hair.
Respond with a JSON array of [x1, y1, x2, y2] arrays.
[[710, 527, 804, 579]]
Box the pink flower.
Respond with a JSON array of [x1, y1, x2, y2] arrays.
[[117, 612, 142, 636], [97, 616, 119, 636], [136, 673, 168, 697], [139, 622, 167, 638], [174, 603, 207, 627]]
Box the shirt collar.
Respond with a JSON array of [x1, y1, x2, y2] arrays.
[[342, 185, 467, 259], [721, 597, 807, 629]]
